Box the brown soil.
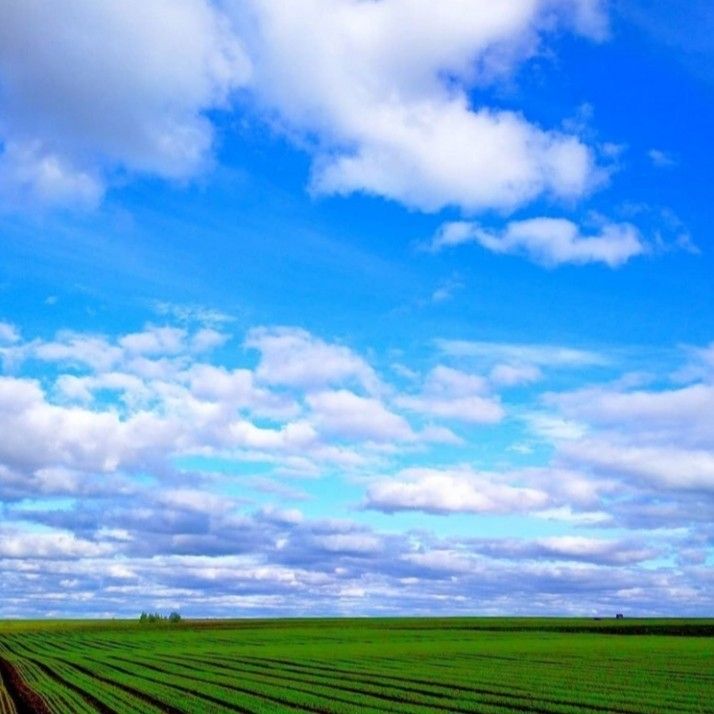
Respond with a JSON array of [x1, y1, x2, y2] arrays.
[[0, 658, 51, 714]]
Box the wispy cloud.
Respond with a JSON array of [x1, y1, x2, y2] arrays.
[[436, 338, 608, 367], [430, 218, 645, 267]]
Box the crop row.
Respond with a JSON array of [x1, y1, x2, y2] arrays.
[[10, 647, 709, 714], [0, 620, 711, 714], [0, 681, 16, 714]]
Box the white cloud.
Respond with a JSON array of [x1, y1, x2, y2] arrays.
[[246, 327, 380, 393], [153, 302, 235, 325], [559, 439, 714, 492], [537, 535, 623, 559], [308, 390, 415, 442], [533, 506, 611, 525], [259, 505, 304, 525], [0, 322, 20, 344], [187, 364, 298, 419], [550, 383, 714, 448], [490, 363, 542, 386], [0, 376, 180, 477], [19, 324, 230, 380], [234, 0, 605, 213], [31, 333, 124, 372], [191, 328, 230, 353], [431, 277, 463, 304], [314, 533, 383, 555], [366, 466, 549, 514], [158, 488, 235, 514], [526, 413, 588, 441], [423, 365, 490, 395], [1, 0, 611, 212], [648, 149, 677, 168], [0, 0, 250, 207], [228, 419, 318, 451], [477, 535, 658, 565], [431, 217, 645, 267], [396, 365, 504, 423], [436, 339, 606, 367], [0, 322, 406, 485], [119, 326, 188, 356], [0, 317, 712, 618], [55, 372, 150, 407], [538, 376, 714, 521], [0, 141, 103, 208], [675, 343, 714, 384], [310, 101, 597, 213], [0, 528, 112, 559], [418, 424, 464, 445], [365, 462, 611, 518]]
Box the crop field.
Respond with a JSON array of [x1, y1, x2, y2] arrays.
[[0, 618, 712, 713]]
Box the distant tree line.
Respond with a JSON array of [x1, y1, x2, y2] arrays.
[[139, 611, 182, 624]]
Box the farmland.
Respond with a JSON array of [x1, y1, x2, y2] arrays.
[[0, 618, 712, 713]]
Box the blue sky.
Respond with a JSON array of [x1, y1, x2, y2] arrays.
[[0, 0, 712, 617]]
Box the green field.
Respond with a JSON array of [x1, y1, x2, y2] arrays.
[[0, 618, 712, 713]]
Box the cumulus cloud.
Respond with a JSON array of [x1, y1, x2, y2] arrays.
[[0, 0, 610, 214], [365, 466, 549, 514], [549, 383, 714, 451], [0, 322, 402, 496], [157, 488, 237, 514], [0, 528, 113, 559], [1, 317, 712, 617], [307, 390, 415, 442], [6, 495, 700, 618], [233, 0, 605, 213], [559, 439, 714, 492], [246, 326, 380, 393], [187, 364, 298, 419], [0, 376, 181, 481], [431, 217, 645, 266], [364, 462, 614, 518], [540, 382, 714, 493], [533, 377, 714, 529], [0, 141, 103, 208], [0, 0, 250, 207]]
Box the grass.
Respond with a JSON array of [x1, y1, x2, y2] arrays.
[[0, 618, 712, 713]]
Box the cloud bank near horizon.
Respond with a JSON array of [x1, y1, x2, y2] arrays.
[[0, 314, 711, 617]]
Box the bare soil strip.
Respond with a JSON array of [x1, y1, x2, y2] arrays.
[[0, 659, 51, 714]]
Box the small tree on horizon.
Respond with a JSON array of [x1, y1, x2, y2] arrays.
[[138, 611, 182, 624]]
